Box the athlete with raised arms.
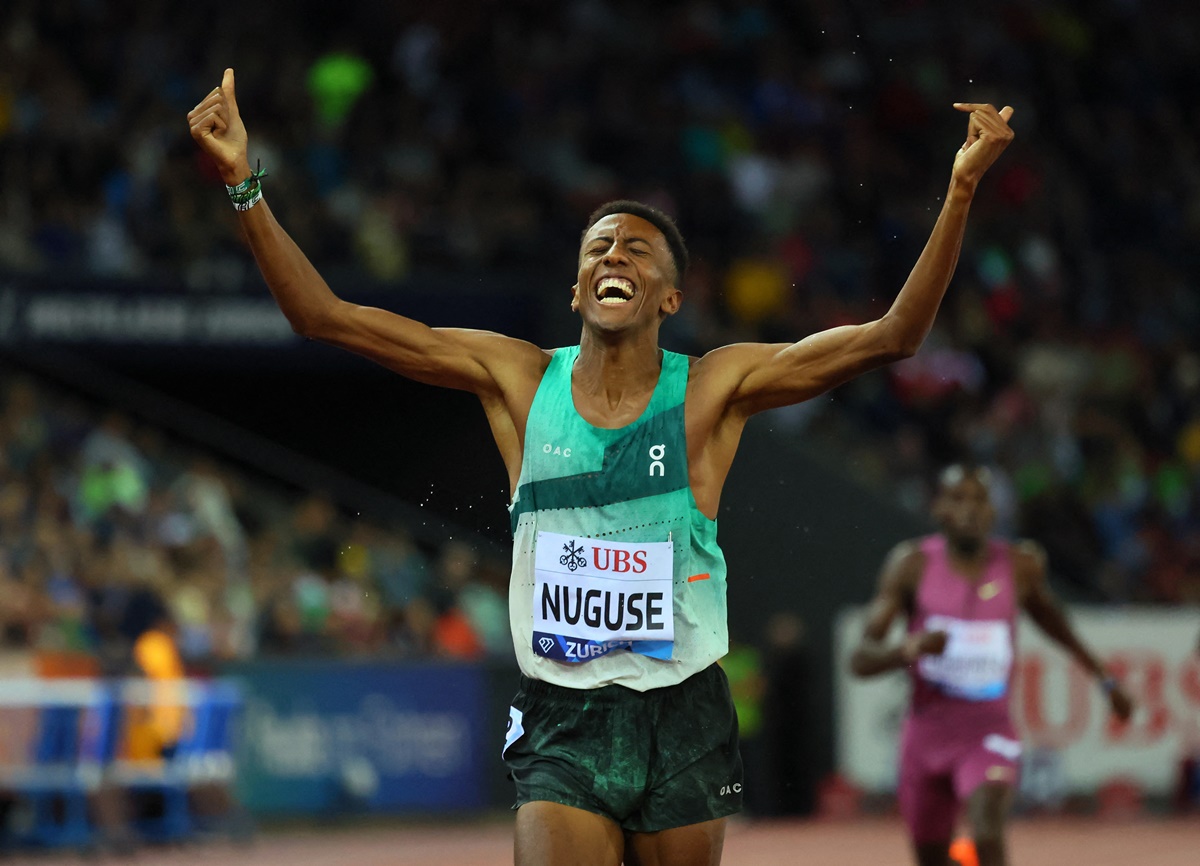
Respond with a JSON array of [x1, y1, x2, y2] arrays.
[[189, 68, 1014, 866]]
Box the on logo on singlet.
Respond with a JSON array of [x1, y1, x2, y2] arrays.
[[649, 444, 666, 477]]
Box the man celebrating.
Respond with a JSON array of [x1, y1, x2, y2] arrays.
[[190, 68, 1014, 866], [851, 466, 1134, 866]]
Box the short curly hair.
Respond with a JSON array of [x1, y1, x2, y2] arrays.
[[582, 200, 689, 287]]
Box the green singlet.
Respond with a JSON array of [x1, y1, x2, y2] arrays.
[[508, 345, 729, 691]]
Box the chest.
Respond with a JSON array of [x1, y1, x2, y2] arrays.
[[570, 382, 658, 430], [915, 556, 1017, 622]]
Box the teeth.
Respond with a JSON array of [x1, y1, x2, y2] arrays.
[[595, 277, 634, 302]]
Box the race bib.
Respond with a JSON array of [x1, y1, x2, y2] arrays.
[[532, 531, 674, 663], [917, 615, 1013, 701]]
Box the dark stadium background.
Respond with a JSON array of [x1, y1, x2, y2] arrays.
[[1, 0, 1199, 854]]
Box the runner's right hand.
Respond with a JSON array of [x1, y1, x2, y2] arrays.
[[187, 68, 250, 184], [902, 630, 948, 663]]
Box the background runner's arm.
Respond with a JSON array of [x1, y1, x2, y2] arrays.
[[187, 69, 545, 394], [702, 104, 1014, 418], [1017, 542, 1135, 721], [849, 544, 945, 677]]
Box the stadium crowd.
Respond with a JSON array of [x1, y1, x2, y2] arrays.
[[0, 0, 1198, 624], [0, 371, 511, 671]]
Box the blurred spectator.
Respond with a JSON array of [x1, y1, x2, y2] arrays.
[[125, 598, 186, 762], [169, 457, 247, 577], [290, 495, 339, 579], [761, 611, 815, 816], [423, 541, 507, 660], [0, 369, 507, 666], [431, 541, 509, 657], [720, 638, 767, 814]]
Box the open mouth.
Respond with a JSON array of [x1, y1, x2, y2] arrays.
[[595, 276, 635, 305]]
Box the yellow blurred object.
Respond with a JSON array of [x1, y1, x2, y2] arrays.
[[355, 202, 410, 282], [725, 258, 789, 325], [338, 540, 373, 580], [124, 628, 188, 760], [1178, 420, 1200, 468]]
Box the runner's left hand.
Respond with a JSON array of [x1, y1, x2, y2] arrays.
[[950, 103, 1015, 191]]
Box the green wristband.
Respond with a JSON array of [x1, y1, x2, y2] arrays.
[[225, 161, 268, 208]]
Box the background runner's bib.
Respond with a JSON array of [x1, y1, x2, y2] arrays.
[[909, 534, 1019, 713], [508, 346, 729, 691], [533, 531, 674, 662], [917, 615, 1013, 701]]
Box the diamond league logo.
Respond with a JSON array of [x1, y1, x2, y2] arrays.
[[538, 636, 555, 653]]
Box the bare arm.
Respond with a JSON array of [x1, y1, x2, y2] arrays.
[[1016, 541, 1134, 721], [849, 542, 946, 677], [697, 103, 1015, 418], [186, 69, 548, 395]]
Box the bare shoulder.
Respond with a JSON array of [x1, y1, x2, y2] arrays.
[[688, 342, 778, 374], [1010, 538, 1048, 572], [1010, 538, 1048, 590], [447, 329, 553, 375], [868, 539, 926, 605], [861, 539, 925, 631], [883, 539, 926, 585], [448, 328, 552, 359], [685, 342, 784, 400]]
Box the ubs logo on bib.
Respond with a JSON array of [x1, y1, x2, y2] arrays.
[[559, 540, 588, 572]]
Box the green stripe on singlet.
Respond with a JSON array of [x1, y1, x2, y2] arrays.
[[509, 403, 688, 531]]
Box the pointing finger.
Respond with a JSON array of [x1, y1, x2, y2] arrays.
[[221, 68, 239, 118], [953, 102, 1015, 126]]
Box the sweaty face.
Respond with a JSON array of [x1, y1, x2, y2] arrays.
[[933, 475, 995, 544], [573, 214, 679, 331]]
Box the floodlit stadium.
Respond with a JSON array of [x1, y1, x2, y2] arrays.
[[0, 2, 1198, 864]]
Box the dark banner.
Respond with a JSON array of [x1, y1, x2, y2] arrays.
[[0, 290, 297, 346], [0, 271, 544, 354], [226, 660, 490, 815]]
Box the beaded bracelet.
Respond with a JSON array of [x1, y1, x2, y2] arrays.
[[225, 162, 268, 212]]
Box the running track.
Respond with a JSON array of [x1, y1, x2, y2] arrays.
[[7, 816, 1198, 865]]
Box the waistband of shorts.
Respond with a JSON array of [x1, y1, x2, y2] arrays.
[[518, 663, 722, 704]]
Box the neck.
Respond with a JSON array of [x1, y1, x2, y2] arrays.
[[574, 328, 663, 399], [947, 535, 986, 563]]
